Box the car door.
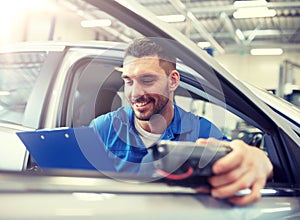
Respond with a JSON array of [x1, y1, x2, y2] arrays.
[[86, 0, 300, 179], [84, 0, 300, 215]]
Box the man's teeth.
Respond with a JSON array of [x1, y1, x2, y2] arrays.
[[135, 102, 148, 107]]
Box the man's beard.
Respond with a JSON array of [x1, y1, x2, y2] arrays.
[[131, 94, 170, 121]]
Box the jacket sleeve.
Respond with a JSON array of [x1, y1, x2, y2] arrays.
[[198, 117, 230, 141]]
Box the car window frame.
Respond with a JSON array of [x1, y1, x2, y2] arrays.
[[21, 51, 66, 129]]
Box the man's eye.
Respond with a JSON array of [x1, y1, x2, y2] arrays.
[[142, 79, 154, 85], [142, 77, 156, 85]]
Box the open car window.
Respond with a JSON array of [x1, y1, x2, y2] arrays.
[[63, 56, 266, 152], [174, 94, 264, 148]]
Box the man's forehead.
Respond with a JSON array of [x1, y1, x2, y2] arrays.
[[123, 55, 160, 66]]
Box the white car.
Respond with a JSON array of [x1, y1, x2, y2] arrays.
[[0, 1, 299, 219]]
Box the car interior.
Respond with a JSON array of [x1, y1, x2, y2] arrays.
[[65, 57, 124, 127]]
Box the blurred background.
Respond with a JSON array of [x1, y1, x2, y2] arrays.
[[0, 0, 299, 104]]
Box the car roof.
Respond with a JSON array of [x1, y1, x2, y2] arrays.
[[0, 41, 128, 53]]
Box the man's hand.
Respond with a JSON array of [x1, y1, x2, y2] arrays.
[[196, 138, 273, 206]]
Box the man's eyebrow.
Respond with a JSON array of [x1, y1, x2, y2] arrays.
[[121, 73, 157, 79], [140, 73, 156, 77]]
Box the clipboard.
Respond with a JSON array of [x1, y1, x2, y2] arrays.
[[16, 127, 115, 171]]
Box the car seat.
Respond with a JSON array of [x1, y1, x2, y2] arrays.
[[95, 89, 122, 116], [72, 89, 122, 127]]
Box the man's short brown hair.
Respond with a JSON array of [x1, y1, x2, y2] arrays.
[[124, 38, 176, 75]]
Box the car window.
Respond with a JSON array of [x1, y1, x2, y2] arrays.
[[174, 94, 264, 148], [174, 63, 266, 149], [172, 63, 271, 158], [0, 52, 47, 125]]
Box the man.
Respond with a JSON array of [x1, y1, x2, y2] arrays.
[[90, 37, 273, 206]]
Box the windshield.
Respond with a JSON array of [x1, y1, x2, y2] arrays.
[[245, 82, 300, 128]]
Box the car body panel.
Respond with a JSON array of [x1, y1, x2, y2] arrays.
[[0, 171, 300, 220], [0, 127, 27, 171]]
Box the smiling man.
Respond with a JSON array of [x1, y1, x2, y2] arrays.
[[121, 55, 177, 134], [90, 37, 273, 206]]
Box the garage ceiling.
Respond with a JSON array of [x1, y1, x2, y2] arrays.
[[60, 0, 300, 55]]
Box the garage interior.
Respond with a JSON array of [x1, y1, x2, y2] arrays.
[[0, 3, 299, 215], [0, 0, 299, 106]]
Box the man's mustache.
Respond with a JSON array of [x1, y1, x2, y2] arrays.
[[129, 95, 153, 104]]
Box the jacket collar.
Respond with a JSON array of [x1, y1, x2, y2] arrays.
[[120, 104, 195, 136]]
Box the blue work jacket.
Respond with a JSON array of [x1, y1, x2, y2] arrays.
[[89, 105, 227, 173]]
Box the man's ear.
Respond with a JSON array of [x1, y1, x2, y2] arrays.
[[169, 70, 180, 92]]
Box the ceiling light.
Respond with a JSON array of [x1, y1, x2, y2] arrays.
[[157, 14, 185, 23], [250, 48, 283, 56], [0, 91, 10, 96], [197, 41, 211, 49], [233, 7, 276, 19], [80, 19, 112, 28], [233, 0, 267, 8]]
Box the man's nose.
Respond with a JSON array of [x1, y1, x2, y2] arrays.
[[131, 81, 145, 98]]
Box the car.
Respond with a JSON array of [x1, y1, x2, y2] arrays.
[[0, 0, 299, 219]]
